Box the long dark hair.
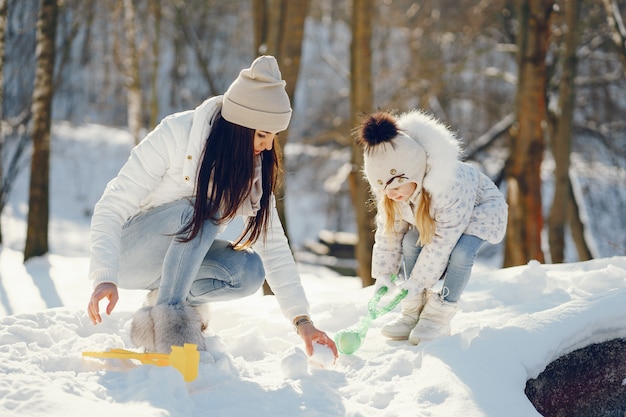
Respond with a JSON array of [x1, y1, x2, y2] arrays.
[[178, 110, 280, 249]]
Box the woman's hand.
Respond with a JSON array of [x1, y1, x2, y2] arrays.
[[296, 320, 338, 360], [87, 282, 119, 325]]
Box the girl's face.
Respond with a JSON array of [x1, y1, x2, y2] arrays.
[[384, 182, 417, 202], [254, 130, 276, 155]]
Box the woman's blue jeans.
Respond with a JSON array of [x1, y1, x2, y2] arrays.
[[401, 227, 485, 303], [117, 199, 265, 306]]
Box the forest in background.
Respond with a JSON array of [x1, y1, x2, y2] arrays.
[[2, 0, 626, 284]]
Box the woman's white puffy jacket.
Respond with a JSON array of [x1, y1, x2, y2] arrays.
[[89, 96, 309, 320]]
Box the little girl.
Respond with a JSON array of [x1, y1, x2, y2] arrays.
[[356, 110, 507, 345]]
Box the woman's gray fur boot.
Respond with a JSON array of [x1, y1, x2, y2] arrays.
[[130, 289, 210, 353], [143, 288, 210, 333], [151, 303, 207, 353], [130, 306, 157, 352]]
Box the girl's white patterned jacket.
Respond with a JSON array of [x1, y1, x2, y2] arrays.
[[371, 110, 508, 291]]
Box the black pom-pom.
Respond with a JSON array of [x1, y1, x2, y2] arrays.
[[358, 111, 399, 148]]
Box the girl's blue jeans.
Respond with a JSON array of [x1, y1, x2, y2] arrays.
[[117, 199, 266, 306], [401, 227, 485, 303]]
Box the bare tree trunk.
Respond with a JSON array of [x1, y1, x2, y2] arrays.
[[567, 178, 592, 260], [123, 0, 143, 144], [0, 0, 7, 243], [350, 0, 375, 286], [52, 1, 80, 89], [79, 0, 95, 66], [148, 0, 161, 129], [169, 24, 185, 109], [548, 0, 579, 263], [172, 4, 218, 96], [504, 0, 553, 267], [252, 0, 265, 53], [272, 0, 307, 249], [253, 0, 308, 294], [602, 0, 626, 65], [24, 0, 58, 262], [252, 0, 308, 234]]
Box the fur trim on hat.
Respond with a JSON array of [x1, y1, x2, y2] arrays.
[[396, 110, 462, 195]]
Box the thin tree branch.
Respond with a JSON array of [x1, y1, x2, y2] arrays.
[[464, 113, 515, 160]]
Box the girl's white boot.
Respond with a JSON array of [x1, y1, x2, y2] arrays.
[[408, 294, 458, 345], [380, 289, 428, 340]]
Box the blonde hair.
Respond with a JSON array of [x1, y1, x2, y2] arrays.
[[379, 190, 435, 246]]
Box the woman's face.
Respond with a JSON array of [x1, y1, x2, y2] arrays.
[[384, 182, 417, 202], [254, 130, 276, 155]]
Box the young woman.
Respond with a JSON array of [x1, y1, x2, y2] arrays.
[[86, 56, 338, 360], [356, 110, 508, 345]]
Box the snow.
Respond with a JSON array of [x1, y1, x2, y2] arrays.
[[1, 123, 626, 417]]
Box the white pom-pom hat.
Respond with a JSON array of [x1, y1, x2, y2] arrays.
[[359, 110, 462, 195]]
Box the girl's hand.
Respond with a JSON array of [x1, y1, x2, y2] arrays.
[[374, 274, 395, 292], [87, 282, 119, 325]]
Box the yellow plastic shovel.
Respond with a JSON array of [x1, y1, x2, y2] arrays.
[[83, 343, 200, 382]]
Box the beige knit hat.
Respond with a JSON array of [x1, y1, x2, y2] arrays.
[[222, 55, 292, 133]]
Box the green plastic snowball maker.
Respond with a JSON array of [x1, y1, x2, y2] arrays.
[[334, 275, 408, 355]]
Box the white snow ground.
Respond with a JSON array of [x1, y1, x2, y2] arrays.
[[0, 123, 625, 417]]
